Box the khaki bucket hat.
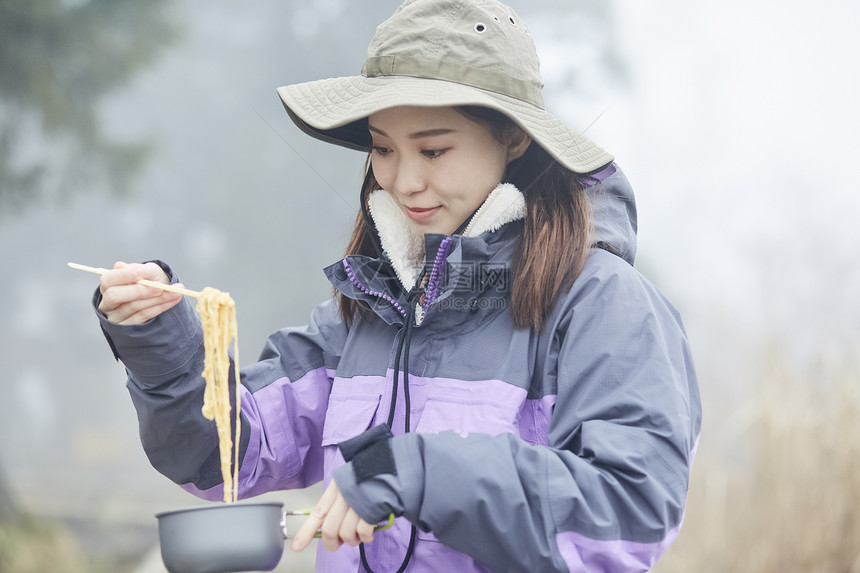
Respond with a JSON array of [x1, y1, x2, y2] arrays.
[[277, 0, 613, 174]]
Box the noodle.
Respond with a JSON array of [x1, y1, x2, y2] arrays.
[[196, 287, 241, 503]]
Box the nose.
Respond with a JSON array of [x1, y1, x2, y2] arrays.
[[391, 155, 427, 197]]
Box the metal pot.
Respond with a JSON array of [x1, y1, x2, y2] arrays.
[[156, 502, 287, 573]]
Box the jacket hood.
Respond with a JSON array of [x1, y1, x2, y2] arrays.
[[586, 164, 638, 265]]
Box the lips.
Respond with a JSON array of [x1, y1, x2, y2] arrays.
[[404, 205, 442, 222]]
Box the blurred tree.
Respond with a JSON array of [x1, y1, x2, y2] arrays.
[[0, 0, 178, 217]]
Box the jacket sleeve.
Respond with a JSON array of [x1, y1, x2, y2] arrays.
[[95, 266, 348, 500], [334, 250, 702, 572]]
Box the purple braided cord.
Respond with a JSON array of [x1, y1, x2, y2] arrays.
[[341, 258, 407, 318], [422, 236, 453, 313]]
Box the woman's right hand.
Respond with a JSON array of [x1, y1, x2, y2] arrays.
[[98, 261, 185, 325]]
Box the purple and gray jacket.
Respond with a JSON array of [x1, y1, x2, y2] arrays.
[[95, 166, 702, 572]]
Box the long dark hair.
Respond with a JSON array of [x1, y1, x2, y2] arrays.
[[337, 106, 593, 331]]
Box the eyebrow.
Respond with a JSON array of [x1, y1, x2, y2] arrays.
[[368, 124, 457, 139]]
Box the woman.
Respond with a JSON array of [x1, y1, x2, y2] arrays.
[[95, 0, 701, 571]]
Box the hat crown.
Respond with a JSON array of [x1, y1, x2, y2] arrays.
[[362, 0, 544, 107]]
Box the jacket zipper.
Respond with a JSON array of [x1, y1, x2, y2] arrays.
[[340, 258, 408, 319]]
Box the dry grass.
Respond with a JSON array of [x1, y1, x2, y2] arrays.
[[654, 353, 860, 573], [0, 512, 102, 573]]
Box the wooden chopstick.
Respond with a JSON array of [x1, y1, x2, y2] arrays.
[[67, 262, 202, 299]]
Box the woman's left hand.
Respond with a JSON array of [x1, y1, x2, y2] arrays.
[[291, 478, 377, 552]]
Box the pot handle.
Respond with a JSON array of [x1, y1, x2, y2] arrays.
[[280, 508, 291, 539], [281, 508, 395, 539]]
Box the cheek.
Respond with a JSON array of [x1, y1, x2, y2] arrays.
[[463, 144, 509, 189], [370, 158, 392, 189], [462, 155, 507, 196]]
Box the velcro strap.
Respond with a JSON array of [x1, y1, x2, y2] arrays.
[[338, 424, 397, 483]]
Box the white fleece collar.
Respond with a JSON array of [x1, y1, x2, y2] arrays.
[[461, 182, 526, 237], [367, 183, 525, 290]]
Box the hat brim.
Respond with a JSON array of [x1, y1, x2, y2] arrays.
[[277, 75, 613, 174]]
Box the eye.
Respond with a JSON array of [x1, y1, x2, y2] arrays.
[[422, 148, 449, 159], [371, 146, 392, 157]]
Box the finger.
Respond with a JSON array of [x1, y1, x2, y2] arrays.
[[319, 494, 349, 552], [100, 281, 173, 309], [339, 508, 375, 547], [100, 261, 169, 292], [99, 284, 181, 321], [114, 295, 184, 325], [289, 517, 319, 553], [291, 482, 340, 552], [356, 515, 376, 545], [337, 507, 361, 547], [138, 261, 172, 282], [100, 262, 143, 292]]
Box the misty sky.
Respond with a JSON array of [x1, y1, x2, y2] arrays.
[[0, 0, 857, 566]]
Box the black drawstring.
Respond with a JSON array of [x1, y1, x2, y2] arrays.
[[360, 273, 424, 573], [399, 282, 423, 435]]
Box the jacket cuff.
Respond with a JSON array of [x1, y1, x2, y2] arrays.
[[338, 424, 397, 483], [334, 432, 426, 525], [92, 261, 203, 384]]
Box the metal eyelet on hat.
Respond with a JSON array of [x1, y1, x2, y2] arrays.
[[474, 22, 487, 33], [508, 15, 517, 26], [492, 15, 500, 23]]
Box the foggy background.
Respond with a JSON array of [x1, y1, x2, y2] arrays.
[[1, 0, 857, 571]]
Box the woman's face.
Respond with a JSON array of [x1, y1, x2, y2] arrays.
[[368, 106, 528, 235]]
